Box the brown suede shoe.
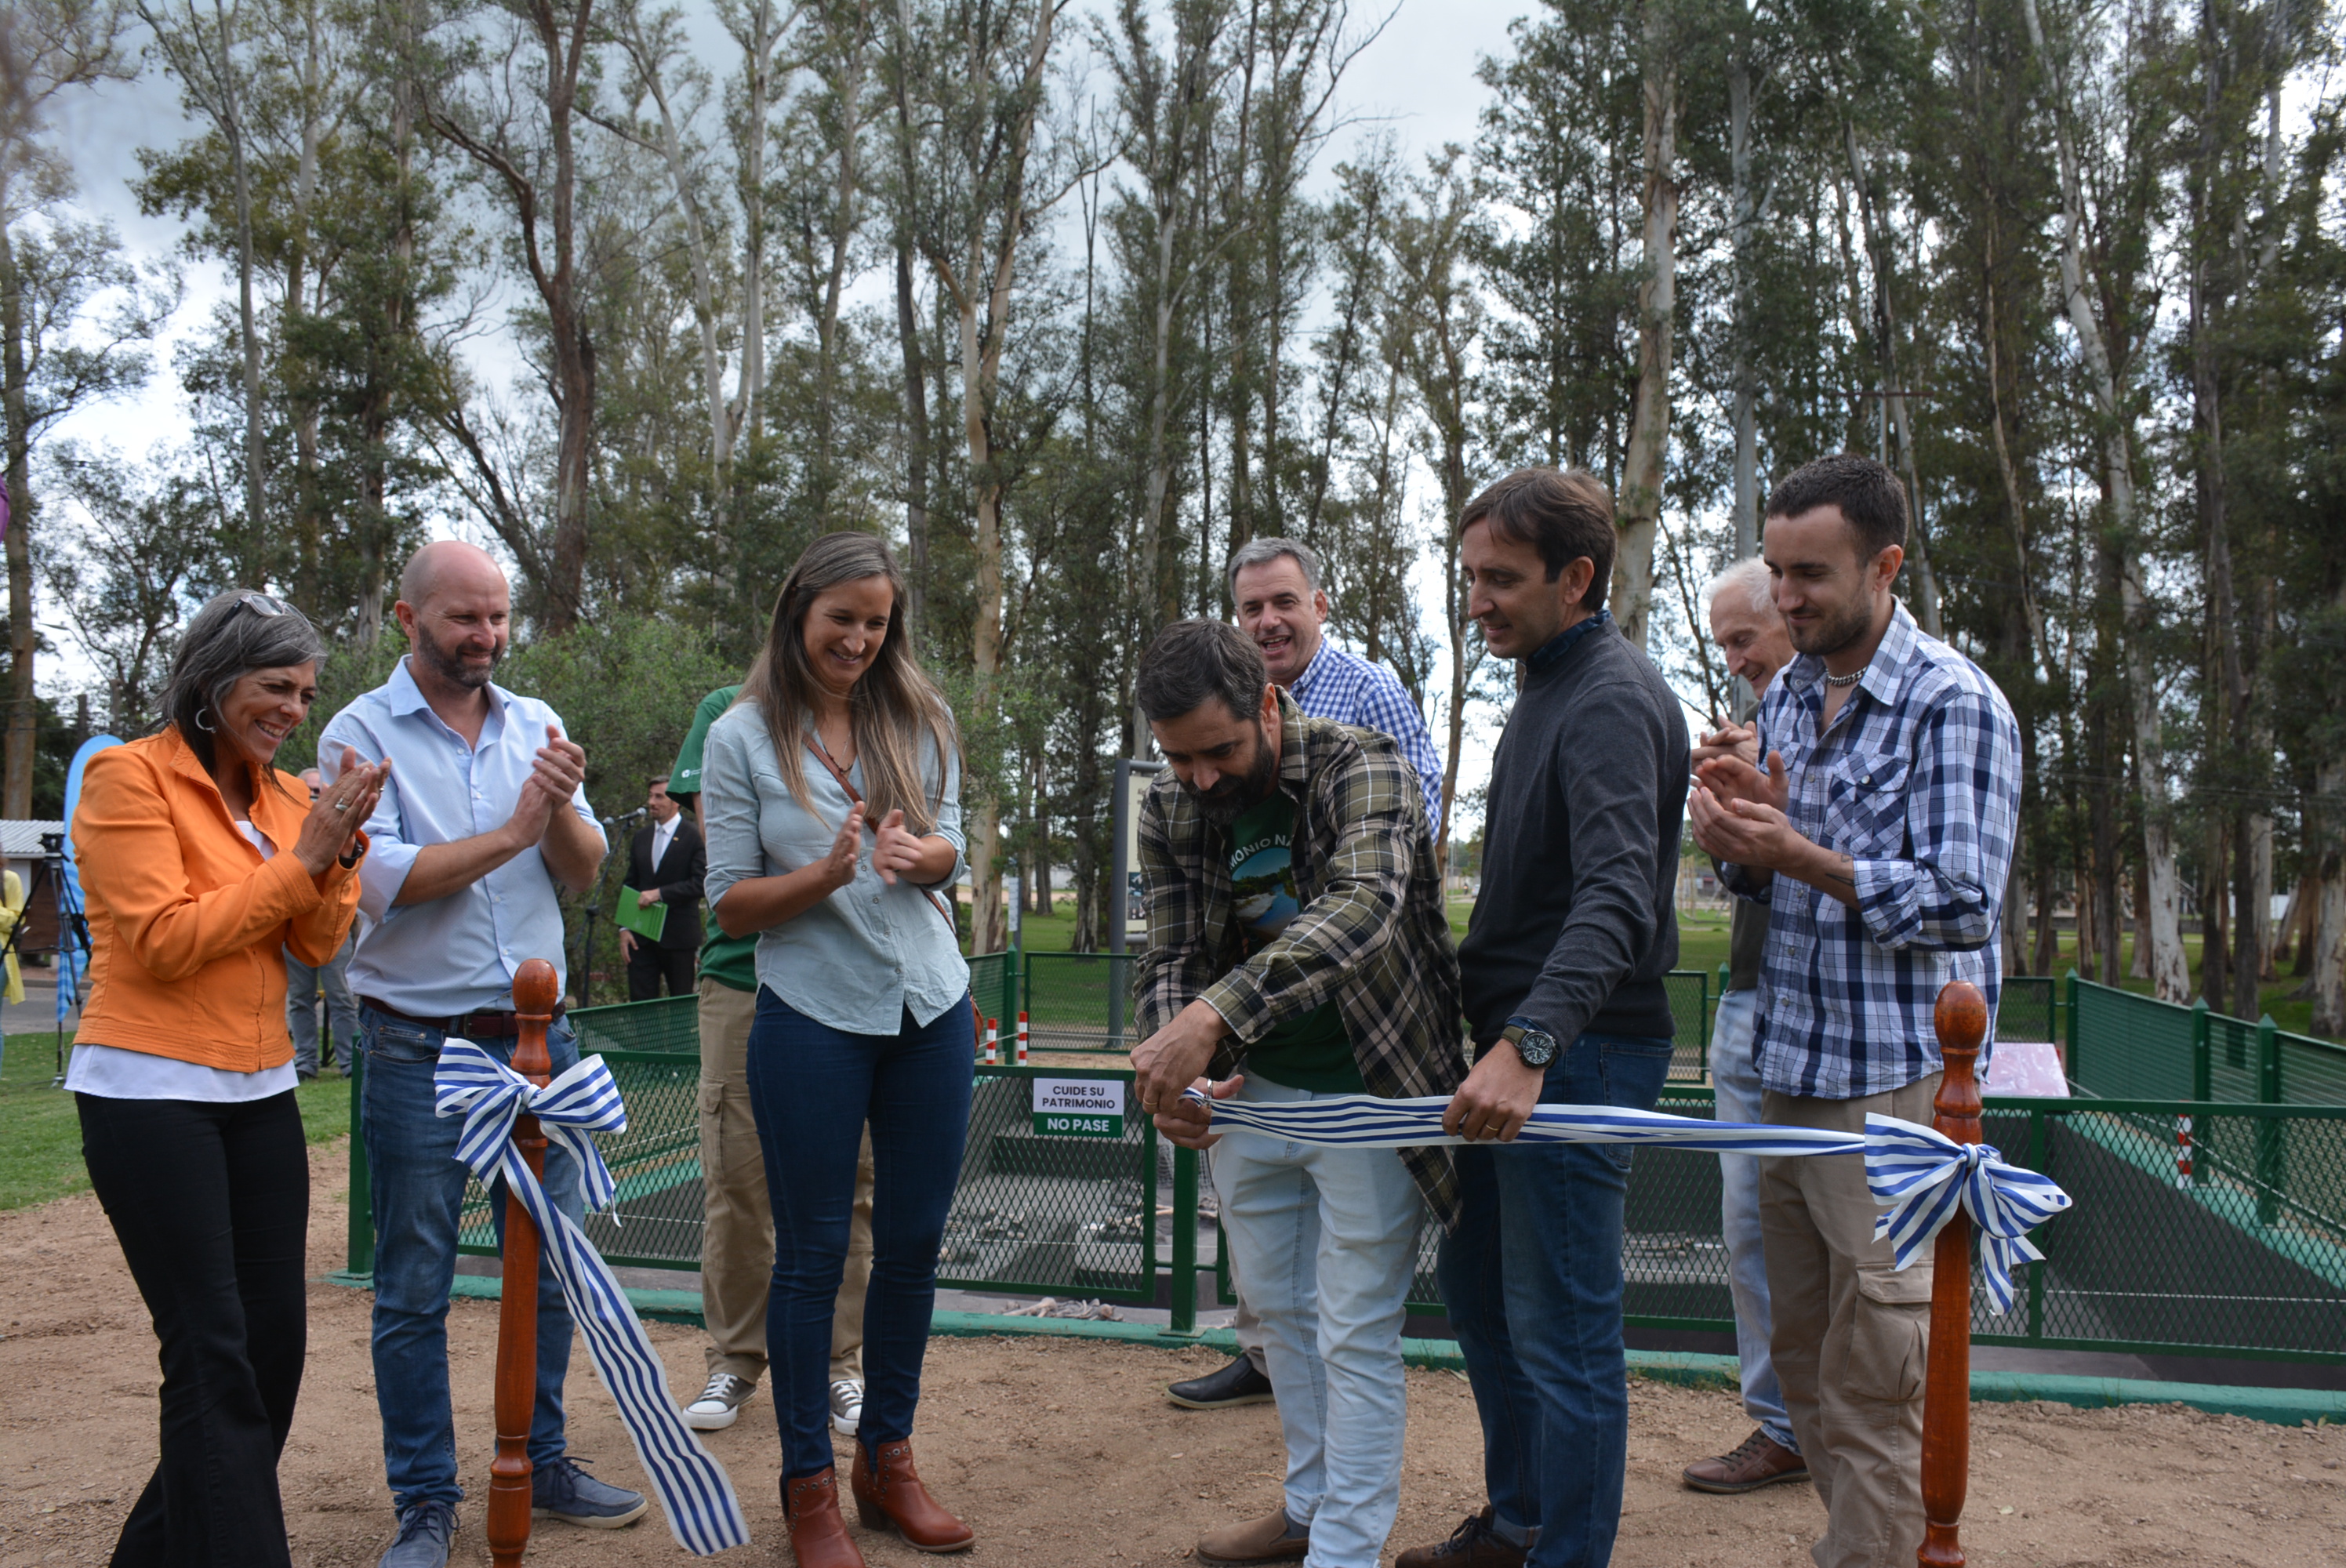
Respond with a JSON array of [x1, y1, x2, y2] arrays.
[[1196, 1508, 1310, 1565], [1393, 1506, 1527, 1567], [851, 1438, 975, 1552], [783, 1468, 867, 1568], [1681, 1428, 1810, 1494]]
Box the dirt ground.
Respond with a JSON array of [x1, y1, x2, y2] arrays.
[[5, 1141, 2343, 1568]]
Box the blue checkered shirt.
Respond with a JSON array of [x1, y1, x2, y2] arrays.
[[1724, 602, 2022, 1100], [1289, 642, 1444, 831]]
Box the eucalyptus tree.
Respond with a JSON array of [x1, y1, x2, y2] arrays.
[[0, 0, 143, 818], [898, 0, 1084, 953], [419, 0, 601, 630]]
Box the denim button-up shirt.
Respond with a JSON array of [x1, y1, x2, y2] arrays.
[[700, 702, 968, 1034], [321, 657, 604, 1016]]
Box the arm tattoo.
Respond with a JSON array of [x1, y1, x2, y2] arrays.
[[1826, 853, 1857, 890]]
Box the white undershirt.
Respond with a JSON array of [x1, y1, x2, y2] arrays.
[[64, 821, 303, 1103]]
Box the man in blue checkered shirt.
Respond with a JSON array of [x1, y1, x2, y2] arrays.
[[1690, 454, 2021, 1568], [1160, 535, 1447, 1417]]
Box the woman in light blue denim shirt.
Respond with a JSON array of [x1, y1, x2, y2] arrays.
[[699, 533, 976, 1566]]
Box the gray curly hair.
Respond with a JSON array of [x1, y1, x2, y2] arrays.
[[160, 590, 327, 769]]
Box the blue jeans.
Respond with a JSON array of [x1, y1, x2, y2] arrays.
[[1211, 1077, 1424, 1568], [1709, 988, 1796, 1452], [1438, 1030, 1675, 1568], [285, 936, 359, 1077], [745, 989, 973, 1479], [358, 1005, 584, 1512]]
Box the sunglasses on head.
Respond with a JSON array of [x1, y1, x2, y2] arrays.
[[237, 591, 287, 618]]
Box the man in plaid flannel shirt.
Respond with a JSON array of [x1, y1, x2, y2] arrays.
[[1691, 455, 2021, 1568], [1131, 619, 1466, 1568], [1166, 535, 1448, 1416]]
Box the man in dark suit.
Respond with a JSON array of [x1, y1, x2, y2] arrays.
[[621, 775, 704, 1000]]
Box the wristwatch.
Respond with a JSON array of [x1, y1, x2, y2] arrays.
[[1500, 1019, 1559, 1069]]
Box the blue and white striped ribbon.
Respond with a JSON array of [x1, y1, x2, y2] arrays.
[[1864, 1113, 2072, 1315], [1181, 1090, 2070, 1315], [434, 1043, 749, 1556]]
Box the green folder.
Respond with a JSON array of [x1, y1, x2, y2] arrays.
[[615, 887, 670, 942]]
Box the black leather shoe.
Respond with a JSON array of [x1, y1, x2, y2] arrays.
[[1166, 1355, 1275, 1410]]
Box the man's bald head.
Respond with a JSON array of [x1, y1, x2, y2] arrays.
[[398, 539, 507, 612], [394, 540, 512, 696]]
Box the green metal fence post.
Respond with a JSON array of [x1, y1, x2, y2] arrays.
[[2192, 999, 2213, 1102], [2025, 1107, 2044, 1343], [346, 1049, 373, 1277], [2064, 969, 2079, 1085], [1171, 1144, 1199, 1334], [2256, 1017, 2285, 1225]]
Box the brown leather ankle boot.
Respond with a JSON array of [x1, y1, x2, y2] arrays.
[[850, 1438, 975, 1552], [782, 1468, 867, 1568]]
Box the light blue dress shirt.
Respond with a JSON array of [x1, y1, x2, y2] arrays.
[[700, 702, 969, 1035], [319, 657, 605, 1016]]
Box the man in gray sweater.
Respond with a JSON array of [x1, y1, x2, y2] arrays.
[[1396, 467, 1688, 1568]]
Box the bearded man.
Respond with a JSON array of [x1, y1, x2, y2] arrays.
[[1689, 454, 2021, 1568], [321, 541, 646, 1568], [1130, 619, 1467, 1568]]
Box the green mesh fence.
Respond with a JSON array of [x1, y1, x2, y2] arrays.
[[2070, 975, 2346, 1107], [966, 952, 1019, 1037], [1999, 976, 2057, 1043], [1023, 952, 1138, 1052], [383, 989, 2346, 1364], [1663, 971, 1709, 1081], [939, 1065, 1158, 1301], [568, 995, 699, 1057]]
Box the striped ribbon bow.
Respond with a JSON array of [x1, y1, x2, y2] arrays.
[[1864, 1113, 2072, 1315], [1179, 1091, 2070, 1314], [434, 1043, 749, 1556]]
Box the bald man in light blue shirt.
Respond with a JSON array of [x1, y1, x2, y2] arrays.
[[321, 541, 645, 1568]]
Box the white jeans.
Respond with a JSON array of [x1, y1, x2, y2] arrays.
[[1210, 1076, 1423, 1568], [1712, 987, 1796, 1451]]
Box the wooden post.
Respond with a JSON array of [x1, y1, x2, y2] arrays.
[[487, 959, 560, 1568], [1918, 979, 1985, 1567]]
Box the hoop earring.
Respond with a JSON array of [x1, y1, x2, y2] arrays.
[[194, 709, 217, 733]]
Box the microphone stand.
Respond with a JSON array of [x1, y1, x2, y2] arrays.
[[577, 808, 647, 1009]]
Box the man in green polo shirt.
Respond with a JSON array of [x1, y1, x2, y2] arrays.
[[668, 686, 876, 1438]]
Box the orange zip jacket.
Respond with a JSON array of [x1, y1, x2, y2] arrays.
[[71, 726, 365, 1070]]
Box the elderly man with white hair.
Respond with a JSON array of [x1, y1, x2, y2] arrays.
[[1678, 555, 1809, 1497]]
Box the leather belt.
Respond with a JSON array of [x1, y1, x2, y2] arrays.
[[359, 996, 567, 1041]]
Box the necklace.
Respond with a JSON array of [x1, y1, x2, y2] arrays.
[[1822, 666, 1867, 688]]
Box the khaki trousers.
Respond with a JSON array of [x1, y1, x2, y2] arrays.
[[1760, 1073, 1941, 1568], [697, 978, 873, 1385]]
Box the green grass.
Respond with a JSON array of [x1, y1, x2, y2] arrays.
[[0, 1033, 357, 1212]]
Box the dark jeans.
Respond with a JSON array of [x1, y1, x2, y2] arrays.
[[745, 987, 973, 1479], [78, 1090, 310, 1567], [358, 1005, 584, 1512], [1437, 1030, 1676, 1568], [626, 942, 697, 1000]]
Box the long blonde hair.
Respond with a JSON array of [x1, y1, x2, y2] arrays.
[[738, 532, 957, 832]]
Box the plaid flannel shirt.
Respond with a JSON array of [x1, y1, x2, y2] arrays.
[[1725, 601, 2023, 1100], [1133, 689, 1469, 1228]]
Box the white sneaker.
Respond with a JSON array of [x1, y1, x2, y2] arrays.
[[682, 1373, 755, 1431], [829, 1378, 864, 1436]]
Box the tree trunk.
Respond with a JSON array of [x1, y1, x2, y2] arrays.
[[218, 0, 267, 582], [895, 238, 929, 640], [1614, 8, 1674, 650], [1, 225, 34, 819], [2019, 0, 2188, 996], [2315, 758, 2346, 1033]]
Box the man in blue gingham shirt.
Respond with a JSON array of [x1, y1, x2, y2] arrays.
[[1228, 537, 1444, 829], [1157, 535, 1447, 1418], [1688, 455, 2019, 1568]]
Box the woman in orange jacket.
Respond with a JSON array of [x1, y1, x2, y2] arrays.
[[68, 590, 387, 1568]]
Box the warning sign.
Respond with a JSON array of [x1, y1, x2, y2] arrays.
[[1032, 1077, 1126, 1139]]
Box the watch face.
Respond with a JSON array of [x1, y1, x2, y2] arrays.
[[1515, 1029, 1558, 1066]]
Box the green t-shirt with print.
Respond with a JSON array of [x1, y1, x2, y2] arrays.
[[672, 684, 758, 992], [1226, 792, 1363, 1094]]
